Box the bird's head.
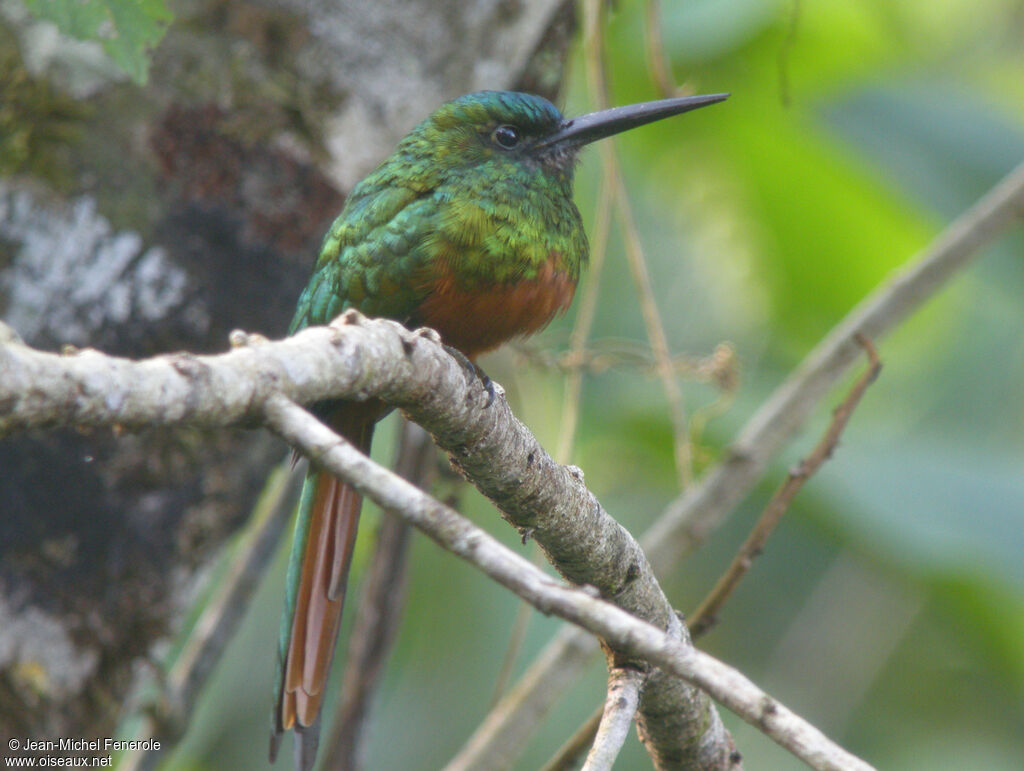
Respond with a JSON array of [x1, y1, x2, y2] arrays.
[[397, 90, 729, 187]]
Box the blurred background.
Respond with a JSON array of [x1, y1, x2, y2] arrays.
[[2, 0, 1023, 769]]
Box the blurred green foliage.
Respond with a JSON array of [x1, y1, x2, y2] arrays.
[[166, 0, 1024, 769], [23, 0, 171, 84]]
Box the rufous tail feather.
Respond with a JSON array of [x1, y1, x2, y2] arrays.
[[271, 405, 375, 767]]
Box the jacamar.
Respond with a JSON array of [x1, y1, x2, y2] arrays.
[[272, 89, 728, 768]]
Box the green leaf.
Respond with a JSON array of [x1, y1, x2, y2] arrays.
[[23, 0, 172, 84]]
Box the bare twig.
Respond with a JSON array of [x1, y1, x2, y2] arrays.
[[515, 338, 740, 384], [582, 667, 645, 771], [263, 393, 876, 771], [446, 627, 599, 771], [488, 575, 538, 708], [0, 312, 876, 769], [117, 459, 302, 771], [321, 419, 435, 770], [583, 0, 695, 489], [643, 0, 681, 98], [689, 335, 881, 638], [447, 159, 1024, 769], [614, 163, 695, 489], [646, 161, 1024, 568], [539, 705, 603, 771], [7, 156, 1022, 769]]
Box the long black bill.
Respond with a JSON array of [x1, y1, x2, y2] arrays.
[[538, 92, 729, 149]]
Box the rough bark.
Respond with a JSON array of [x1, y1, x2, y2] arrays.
[[1, 315, 879, 770], [0, 0, 574, 744], [0, 312, 737, 768]]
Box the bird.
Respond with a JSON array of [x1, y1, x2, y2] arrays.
[[271, 88, 728, 769]]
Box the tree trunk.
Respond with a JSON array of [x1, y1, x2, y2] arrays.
[[0, 0, 574, 743]]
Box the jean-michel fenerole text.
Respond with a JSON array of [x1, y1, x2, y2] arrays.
[[13, 738, 160, 752]]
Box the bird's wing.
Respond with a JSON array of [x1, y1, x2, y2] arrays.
[[289, 185, 441, 333]]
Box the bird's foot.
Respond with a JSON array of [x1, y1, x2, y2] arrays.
[[444, 344, 496, 407], [477, 369, 496, 407]]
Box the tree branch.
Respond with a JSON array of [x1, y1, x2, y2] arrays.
[[544, 335, 881, 769], [582, 0, 695, 489], [539, 704, 603, 771], [445, 626, 599, 771], [0, 315, 732, 767], [446, 158, 1024, 768], [582, 667, 644, 771], [647, 159, 1024, 565], [261, 393, 874, 771], [689, 335, 882, 637], [0, 0, 578, 746], [0, 312, 881, 769]]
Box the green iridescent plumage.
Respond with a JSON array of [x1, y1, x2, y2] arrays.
[[289, 91, 588, 335], [273, 88, 728, 770]]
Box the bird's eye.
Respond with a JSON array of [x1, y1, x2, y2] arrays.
[[491, 125, 521, 149]]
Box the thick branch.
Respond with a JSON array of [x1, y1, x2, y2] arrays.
[[0, 314, 731, 767], [263, 393, 876, 771], [447, 158, 1024, 768], [0, 296, 883, 768], [0, 323, 414, 433]]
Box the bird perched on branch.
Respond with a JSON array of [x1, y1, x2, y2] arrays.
[[272, 88, 728, 769]]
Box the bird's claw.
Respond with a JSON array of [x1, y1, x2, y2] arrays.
[[479, 371, 496, 407], [444, 344, 496, 407]]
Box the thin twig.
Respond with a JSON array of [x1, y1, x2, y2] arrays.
[[646, 161, 1024, 569], [643, 0, 680, 98], [614, 175, 695, 487], [445, 160, 1024, 770], [321, 419, 435, 769], [689, 335, 882, 638], [263, 393, 876, 771], [516, 338, 740, 384], [447, 627, 599, 771], [488, 577, 537, 708], [117, 460, 303, 771], [6, 159, 1022, 770], [539, 705, 603, 771], [583, 0, 695, 489], [581, 667, 644, 771]]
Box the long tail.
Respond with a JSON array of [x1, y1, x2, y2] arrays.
[[271, 403, 375, 770]]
